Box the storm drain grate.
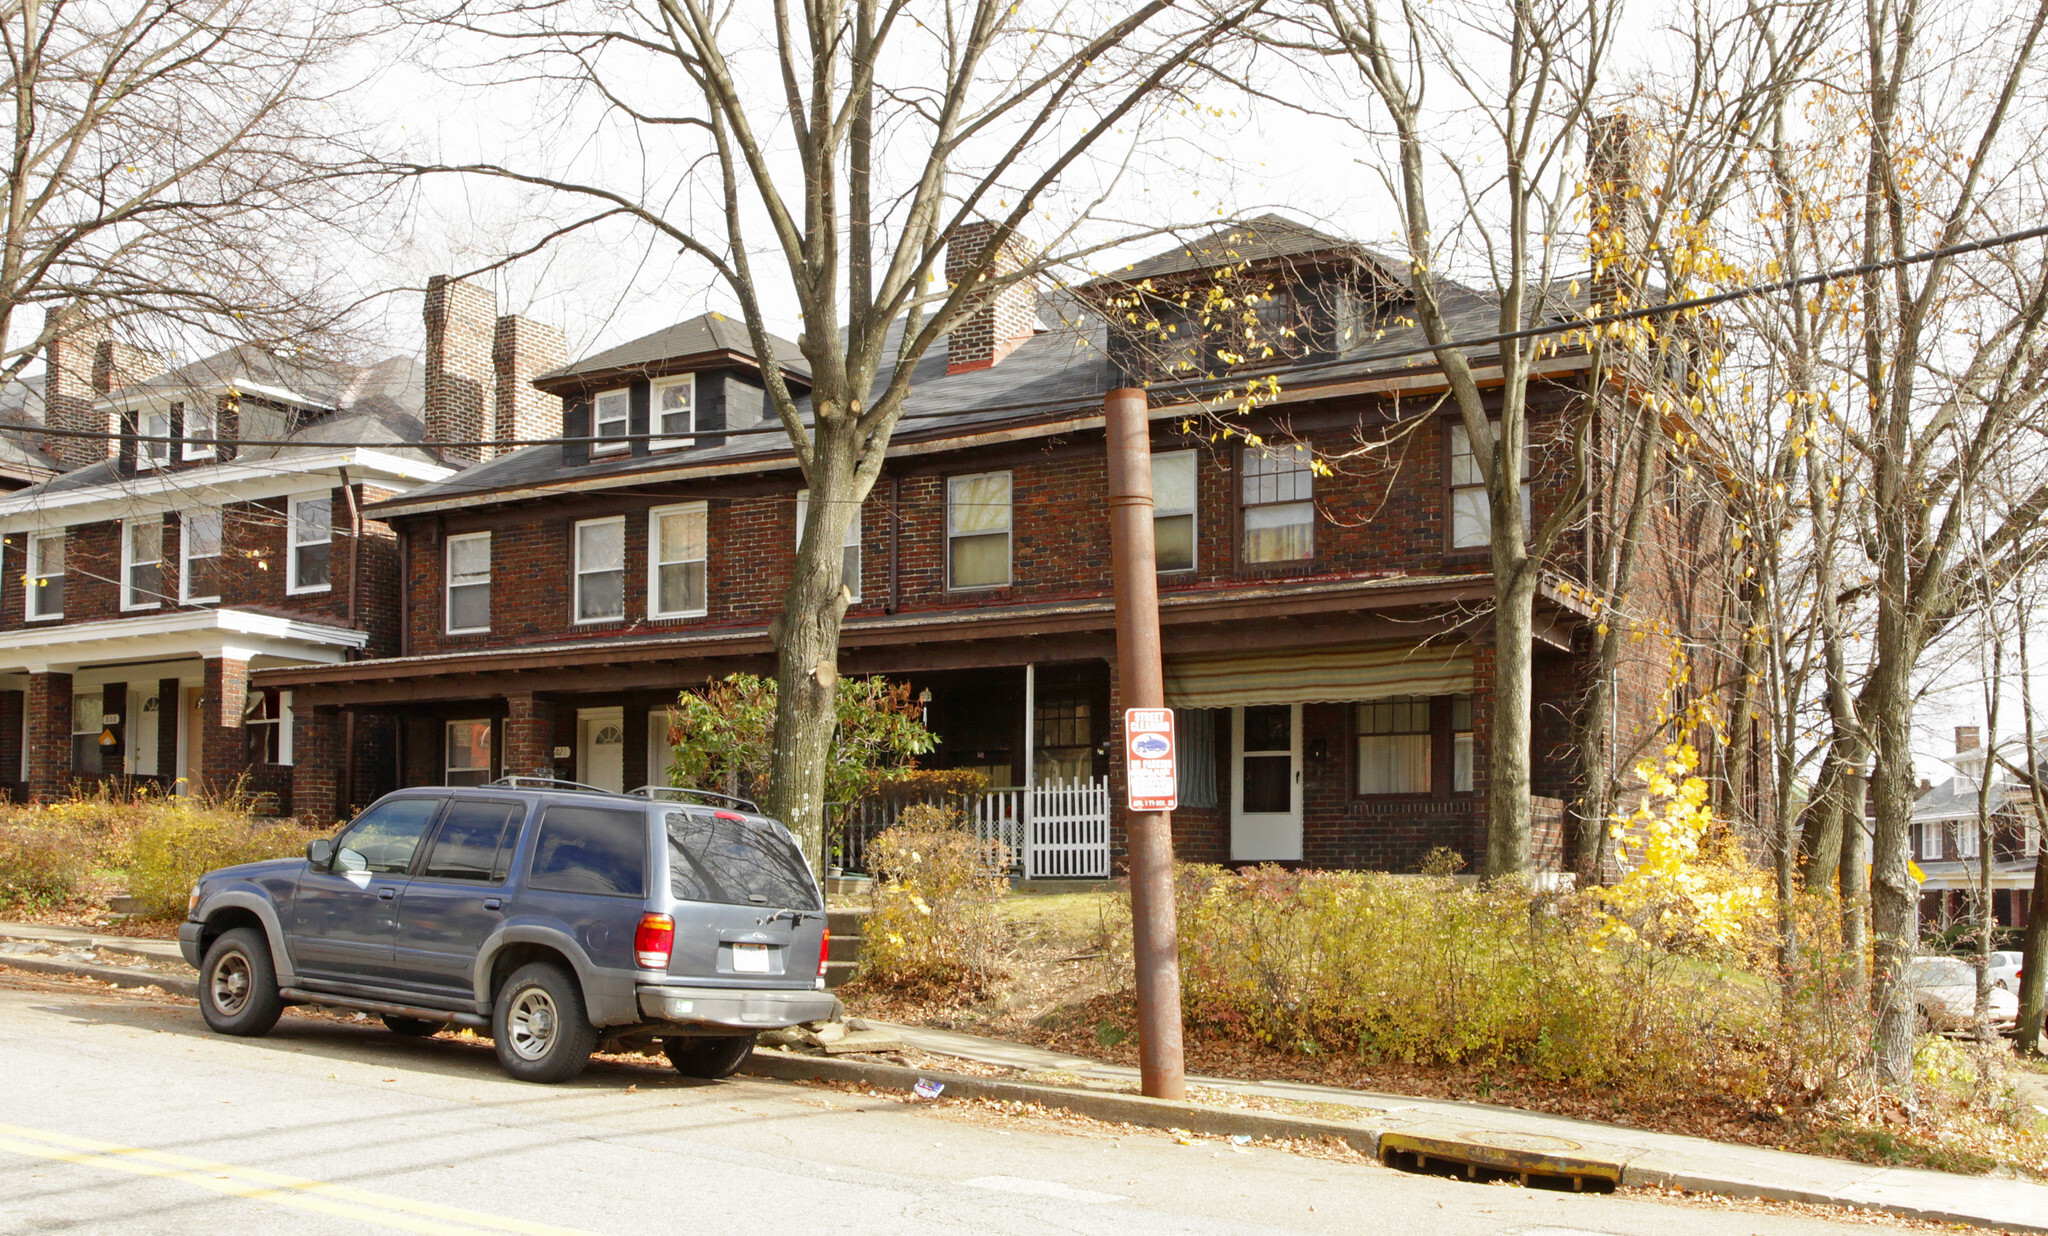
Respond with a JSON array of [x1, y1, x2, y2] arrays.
[[1378, 1131, 1621, 1194]]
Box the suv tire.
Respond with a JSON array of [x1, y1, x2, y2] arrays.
[[200, 927, 284, 1037], [664, 1033, 759, 1079], [492, 962, 597, 1083], [382, 1015, 442, 1037]]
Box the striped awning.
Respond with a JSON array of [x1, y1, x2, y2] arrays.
[[1163, 643, 1476, 709]]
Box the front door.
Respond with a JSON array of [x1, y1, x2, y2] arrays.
[[1230, 704, 1302, 861], [127, 687, 159, 777], [578, 707, 625, 793]]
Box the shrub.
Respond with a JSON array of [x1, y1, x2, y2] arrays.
[[123, 801, 322, 918], [0, 821, 93, 908], [852, 804, 1010, 1002]]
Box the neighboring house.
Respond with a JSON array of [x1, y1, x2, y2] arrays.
[[1915, 725, 2043, 932], [0, 281, 562, 810], [0, 376, 68, 491], [258, 216, 1734, 877]]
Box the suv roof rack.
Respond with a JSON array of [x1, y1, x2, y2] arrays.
[[627, 785, 760, 812], [486, 775, 618, 795]]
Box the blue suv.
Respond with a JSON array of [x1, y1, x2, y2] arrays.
[[180, 780, 835, 1083]]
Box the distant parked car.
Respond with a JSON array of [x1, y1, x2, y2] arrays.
[[1987, 950, 2025, 991], [180, 780, 835, 1083], [1910, 956, 2019, 1035]]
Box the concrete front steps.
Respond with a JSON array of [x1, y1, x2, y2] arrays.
[[824, 906, 866, 988]]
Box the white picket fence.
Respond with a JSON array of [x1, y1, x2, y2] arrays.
[[833, 775, 1110, 880]]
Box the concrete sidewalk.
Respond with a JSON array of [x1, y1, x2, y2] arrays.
[[7, 920, 2044, 1232]]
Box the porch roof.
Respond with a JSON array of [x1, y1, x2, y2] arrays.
[[256, 571, 1586, 707]]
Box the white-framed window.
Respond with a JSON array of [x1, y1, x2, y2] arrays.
[[182, 401, 217, 460], [121, 518, 162, 610], [946, 471, 1012, 589], [1154, 450, 1197, 573], [1242, 443, 1314, 564], [287, 493, 332, 594], [1357, 697, 1432, 794], [648, 503, 708, 619], [651, 375, 696, 450], [1954, 823, 1982, 860], [244, 689, 291, 765], [26, 529, 63, 620], [137, 408, 172, 469], [795, 490, 861, 601], [445, 532, 491, 633], [446, 719, 493, 786], [574, 516, 626, 622], [1452, 694, 1475, 793], [71, 693, 103, 778], [1449, 420, 1535, 549], [591, 388, 630, 455], [1914, 820, 1940, 860], [181, 510, 222, 604]]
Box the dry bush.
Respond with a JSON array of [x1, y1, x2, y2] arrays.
[[0, 820, 93, 909], [851, 804, 1010, 1003], [123, 799, 322, 918]]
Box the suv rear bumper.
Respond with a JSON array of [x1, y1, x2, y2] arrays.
[[637, 985, 835, 1030]]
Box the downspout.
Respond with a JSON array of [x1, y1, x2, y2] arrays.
[[340, 466, 363, 817]]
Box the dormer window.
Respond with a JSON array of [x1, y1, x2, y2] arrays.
[[652, 375, 696, 450], [138, 409, 172, 469], [182, 401, 217, 460], [592, 388, 630, 455]]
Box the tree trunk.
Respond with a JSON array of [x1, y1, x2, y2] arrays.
[[1837, 757, 1872, 999], [1866, 638, 1920, 1083], [1489, 561, 1542, 879]]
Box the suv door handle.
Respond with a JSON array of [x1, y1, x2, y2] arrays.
[[483, 897, 502, 911], [378, 886, 397, 901]]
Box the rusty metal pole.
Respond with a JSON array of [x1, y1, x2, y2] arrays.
[[1104, 385, 1186, 1101]]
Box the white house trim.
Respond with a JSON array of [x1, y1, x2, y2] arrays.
[[0, 608, 366, 673], [0, 448, 454, 532]]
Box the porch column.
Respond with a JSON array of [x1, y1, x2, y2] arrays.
[[199, 656, 248, 796], [1022, 662, 1035, 870], [156, 678, 181, 787], [291, 705, 345, 825], [504, 693, 557, 780], [25, 671, 72, 803]]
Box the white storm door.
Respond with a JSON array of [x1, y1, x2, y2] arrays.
[[1230, 703, 1302, 861], [578, 707, 625, 793], [128, 687, 159, 776]]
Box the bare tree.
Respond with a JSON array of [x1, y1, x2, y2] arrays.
[[394, 0, 1267, 866], [1, 0, 383, 376]]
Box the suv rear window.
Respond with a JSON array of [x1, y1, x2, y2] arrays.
[[527, 805, 648, 897], [666, 812, 821, 910]]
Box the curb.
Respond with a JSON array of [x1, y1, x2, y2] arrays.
[[0, 955, 199, 999]]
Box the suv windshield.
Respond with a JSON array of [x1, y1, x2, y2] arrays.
[[666, 811, 821, 910]]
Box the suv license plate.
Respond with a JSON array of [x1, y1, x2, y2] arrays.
[[731, 942, 772, 973]]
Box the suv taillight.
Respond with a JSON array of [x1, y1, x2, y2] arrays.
[[818, 926, 831, 984], [635, 913, 674, 970]]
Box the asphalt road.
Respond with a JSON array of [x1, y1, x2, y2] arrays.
[[0, 972, 1928, 1236]]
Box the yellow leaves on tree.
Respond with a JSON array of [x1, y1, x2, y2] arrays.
[[1603, 743, 1769, 956]]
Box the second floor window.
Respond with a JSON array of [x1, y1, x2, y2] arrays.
[[446, 532, 491, 633], [1242, 444, 1313, 564], [575, 516, 625, 622], [26, 530, 63, 620], [648, 503, 708, 618], [1449, 420, 1533, 549], [288, 494, 331, 593], [123, 518, 162, 609], [652, 375, 696, 450], [182, 510, 222, 604], [138, 409, 171, 469], [947, 471, 1012, 589], [795, 490, 861, 601], [1154, 450, 1197, 572], [183, 401, 216, 460], [592, 388, 630, 455], [1954, 822, 1982, 860]]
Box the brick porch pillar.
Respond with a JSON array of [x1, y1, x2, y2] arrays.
[[504, 693, 556, 780], [292, 705, 344, 825], [25, 671, 72, 803], [199, 656, 249, 796]]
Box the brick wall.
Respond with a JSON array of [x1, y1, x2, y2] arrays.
[[423, 275, 496, 464]]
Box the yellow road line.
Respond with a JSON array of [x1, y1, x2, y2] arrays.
[[0, 1123, 601, 1236]]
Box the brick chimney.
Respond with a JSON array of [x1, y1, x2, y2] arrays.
[[492, 314, 565, 458], [43, 309, 111, 471], [944, 221, 1038, 375], [1956, 725, 1981, 754], [1587, 112, 1650, 310], [94, 338, 162, 395], [422, 275, 497, 464]]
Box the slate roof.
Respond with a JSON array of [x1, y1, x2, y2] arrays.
[[1085, 213, 1405, 286], [537, 313, 811, 384], [370, 214, 1586, 515]]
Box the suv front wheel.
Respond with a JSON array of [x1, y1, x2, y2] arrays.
[[664, 1033, 759, 1079], [200, 927, 284, 1037], [492, 962, 597, 1083]]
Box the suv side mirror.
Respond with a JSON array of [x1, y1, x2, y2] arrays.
[[306, 838, 336, 870]]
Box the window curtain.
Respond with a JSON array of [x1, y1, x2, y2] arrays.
[[1173, 708, 1218, 808]]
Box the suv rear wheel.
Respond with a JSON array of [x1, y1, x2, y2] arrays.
[[200, 927, 284, 1037], [664, 1033, 758, 1079], [492, 962, 597, 1083]]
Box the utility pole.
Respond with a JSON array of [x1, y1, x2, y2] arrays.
[[1104, 385, 1186, 1100]]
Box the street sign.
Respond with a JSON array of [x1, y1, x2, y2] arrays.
[[1124, 707, 1176, 811]]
